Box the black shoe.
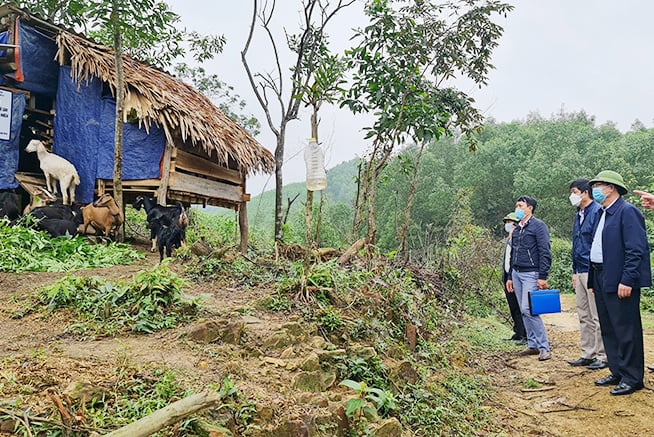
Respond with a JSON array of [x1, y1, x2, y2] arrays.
[[647, 365, 654, 372], [586, 359, 608, 370], [595, 374, 621, 386], [567, 357, 594, 366], [610, 381, 643, 396]]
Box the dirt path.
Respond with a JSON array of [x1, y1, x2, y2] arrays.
[[491, 293, 654, 436]]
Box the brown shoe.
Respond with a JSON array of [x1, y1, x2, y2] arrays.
[[538, 350, 551, 361], [518, 348, 539, 356]]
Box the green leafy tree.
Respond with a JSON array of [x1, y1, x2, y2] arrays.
[[342, 0, 513, 247]]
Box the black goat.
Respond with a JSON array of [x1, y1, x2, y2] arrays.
[[36, 218, 79, 238], [157, 222, 185, 261], [0, 191, 20, 221], [133, 196, 188, 252], [29, 203, 83, 224]]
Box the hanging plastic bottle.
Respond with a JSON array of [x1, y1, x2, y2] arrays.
[[304, 138, 327, 191]]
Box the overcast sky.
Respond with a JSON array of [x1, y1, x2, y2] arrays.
[[166, 0, 654, 194]]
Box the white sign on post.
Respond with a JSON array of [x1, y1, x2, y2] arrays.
[[0, 90, 12, 141]]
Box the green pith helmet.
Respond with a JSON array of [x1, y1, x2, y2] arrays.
[[503, 212, 519, 222], [589, 170, 628, 195]]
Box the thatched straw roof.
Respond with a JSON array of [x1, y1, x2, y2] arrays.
[[54, 31, 274, 176]]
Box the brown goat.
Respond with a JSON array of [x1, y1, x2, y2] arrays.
[[80, 194, 124, 239]]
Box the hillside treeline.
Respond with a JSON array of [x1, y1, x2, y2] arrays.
[[250, 111, 654, 254]]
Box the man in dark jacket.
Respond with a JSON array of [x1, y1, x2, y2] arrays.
[[567, 178, 607, 370], [506, 195, 552, 361], [589, 170, 651, 396], [502, 212, 526, 344]]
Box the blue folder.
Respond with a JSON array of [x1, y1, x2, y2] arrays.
[[528, 289, 561, 316]]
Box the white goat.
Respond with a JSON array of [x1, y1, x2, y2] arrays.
[[25, 139, 80, 205]]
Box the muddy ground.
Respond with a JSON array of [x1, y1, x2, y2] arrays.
[[1, 247, 654, 436]]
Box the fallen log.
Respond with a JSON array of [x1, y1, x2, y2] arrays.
[[103, 390, 221, 437], [337, 238, 367, 265]]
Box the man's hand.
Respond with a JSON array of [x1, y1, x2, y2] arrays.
[[506, 280, 513, 293], [537, 279, 548, 290], [618, 283, 632, 299], [572, 274, 577, 289], [633, 190, 654, 210]]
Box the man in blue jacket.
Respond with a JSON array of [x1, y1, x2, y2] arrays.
[[506, 195, 552, 361], [589, 170, 651, 396], [567, 178, 607, 370]]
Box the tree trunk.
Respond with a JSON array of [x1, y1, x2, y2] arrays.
[[112, 0, 125, 242], [397, 141, 426, 261], [274, 128, 285, 242]]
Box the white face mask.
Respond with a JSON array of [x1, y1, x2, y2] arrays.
[[569, 193, 582, 207], [504, 223, 514, 233]]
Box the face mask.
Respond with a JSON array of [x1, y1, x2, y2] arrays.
[[504, 223, 514, 233], [592, 187, 606, 203], [569, 193, 582, 207], [514, 208, 525, 220]]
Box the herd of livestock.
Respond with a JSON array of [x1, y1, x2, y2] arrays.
[[0, 139, 188, 260]]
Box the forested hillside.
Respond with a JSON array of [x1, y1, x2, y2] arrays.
[[255, 111, 654, 252]]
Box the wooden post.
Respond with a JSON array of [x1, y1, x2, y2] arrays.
[[157, 142, 173, 205], [239, 174, 248, 254]]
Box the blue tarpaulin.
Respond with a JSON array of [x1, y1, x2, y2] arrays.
[[4, 20, 59, 96], [0, 92, 26, 189], [54, 66, 165, 204]]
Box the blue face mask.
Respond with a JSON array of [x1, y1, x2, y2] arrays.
[[592, 187, 606, 203], [514, 208, 525, 220]]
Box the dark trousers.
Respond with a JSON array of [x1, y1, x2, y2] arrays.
[[591, 266, 644, 386], [504, 283, 526, 339]]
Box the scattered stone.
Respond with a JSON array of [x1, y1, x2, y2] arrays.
[[195, 419, 233, 437], [257, 404, 275, 422], [292, 370, 337, 392], [300, 353, 320, 371], [187, 320, 245, 345], [316, 349, 347, 363], [281, 322, 305, 338], [241, 315, 262, 324], [280, 347, 296, 359], [371, 418, 403, 437], [392, 360, 419, 386], [347, 345, 377, 360], [308, 335, 329, 349], [63, 381, 109, 406], [0, 420, 15, 433], [272, 419, 309, 437], [263, 330, 294, 349]]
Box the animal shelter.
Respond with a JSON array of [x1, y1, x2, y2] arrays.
[[0, 3, 274, 249]]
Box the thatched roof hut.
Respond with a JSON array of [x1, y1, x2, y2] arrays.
[[0, 3, 274, 250]]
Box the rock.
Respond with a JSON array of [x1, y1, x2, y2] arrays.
[[63, 381, 109, 406], [292, 370, 337, 392], [257, 404, 275, 422], [0, 420, 15, 433], [187, 320, 244, 345], [392, 361, 419, 386], [347, 345, 377, 360], [371, 417, 403, 437], [300, 353, 320, 371], [221, 321, 245, 345], [187, 320, 222, 343], [195, 420, 233, 437], [263, 330, 294, 349], [272, 419, 309, 437], [308, 335, 329, 349], [280, 347, 296, 359], [316, 349, 347, 364], [405, 324, 418, 351], [241, 315, 262, 324], [281, 322, 305, 338]]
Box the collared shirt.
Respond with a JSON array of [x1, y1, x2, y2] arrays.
[[578, 208, 585, 225], [504, 238, 512, 273], [589, 198, 618, 263]]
